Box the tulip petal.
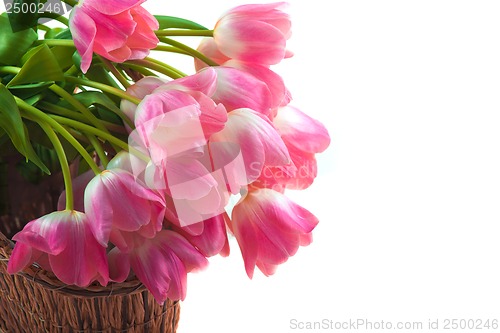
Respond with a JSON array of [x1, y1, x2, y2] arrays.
[[212, 67, 273, 116], [274, 106, 331, 154], [210, 108, 290, 184], [69, 7, 97, 73]]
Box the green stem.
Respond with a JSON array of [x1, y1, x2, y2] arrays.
[[88, 135, 109, 168], [126, 59, 184, 79], [155, 29, 214, 37], [49, 84, 110, 135], [98, 56, 131, 88], [159, 37, 219, 67], [49, 115, 138, 157], [0, 66, 20, 76], [153, 45, 190, 55], [16, 98, 101, 175], [39, 102, 127, 134], [64, 76, 141, 105], [145, 56, 187, 77], [37, 25, 50, 32], [120, 63, 158, 78], [38, 122, 73, 210], [35, 39, 75, 47], [38, 12, 69, 26]]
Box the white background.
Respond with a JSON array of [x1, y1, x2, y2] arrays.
[[144, 1, 500, 332], [3, 0, 500, 331]]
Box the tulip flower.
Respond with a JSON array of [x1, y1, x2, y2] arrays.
[[256, 105, 331, 190], [69, 0, 159, 72], [108, 230, 208, 303], [210, 66, 273, 117], [170, 213, 230, 258], [7, 210, 109, 287], [195, 41, 291, 111], [209, 108, 290, 185], [228, 188, 318, 278], [84, 169, 165, 250], [213, 2, 292, 65]]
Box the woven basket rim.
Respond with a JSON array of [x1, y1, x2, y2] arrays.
[[0, 230, 149, 299]]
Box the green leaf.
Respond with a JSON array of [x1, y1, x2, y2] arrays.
[[54, 28, 72, 40], [0, 14, 37, 66], [44, 27, 66, 39], [50, 46, 75, 70], [8, 81, 54, 100], [85, 65, 121, 104], [16, 142, 59, 184], [7, 44, 64, 86], [7, 0, 40, 32], [155, 15, 208, 30], [0, 84, 49, 174], [72, 91, 123, 124]]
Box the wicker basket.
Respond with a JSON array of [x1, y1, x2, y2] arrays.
[[0, 157, 180, 332]]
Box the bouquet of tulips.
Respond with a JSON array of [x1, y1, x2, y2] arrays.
[[0, 0, 330, 304]]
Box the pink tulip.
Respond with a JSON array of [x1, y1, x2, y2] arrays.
[[171, 213, 230, 257], [213, 2, 291, 65], [209, 108, 290, 185], [7, 210, 109, 287], [108, 230, 208, 303], [69, 0, 159, 73], [120, 76, 168, 127], [84, 169, 165, 250], [223, 59, 291, 111], [57, 169, 95, 212], [195, 41, 291, 111], [195, 38, 231, 69], [273, 105, 331, 154], [228, 188, 318, 278], [256, 106, 331, 190], [210, 66, 273, 117]]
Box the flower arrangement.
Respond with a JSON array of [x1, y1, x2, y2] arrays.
[[0, 0, 330, 305]]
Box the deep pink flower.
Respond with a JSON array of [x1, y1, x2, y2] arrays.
[[108, 230, 208, 303], [170, 213, 230, 258], [84, 169, 165, 250], [228, 188, 318, 278], [7, 210, 109, 287], [69, 0, 159, 73], [213, 2, 291, 65]]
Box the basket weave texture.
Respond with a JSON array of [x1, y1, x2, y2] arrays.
[[0, 157, 180, 332]]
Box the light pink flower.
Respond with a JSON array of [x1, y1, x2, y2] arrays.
[[273, 105, 331, 154], [195, 38, 231, 69], [209, 108, 290, 186], [195, 41, 291, 110], [108, 230, 208, 303], [7, 210, 109, 287], [256, 106, 331, 190], [84, 169, 165, 250], [133, 73, 226, 165], [210, 66, 273, 117], [223, 59, 291, 110], [69, 0, 159, 73], [228, 189, 318, 278], [213, 2, 291, 65], [120, 76, 168, 127]]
